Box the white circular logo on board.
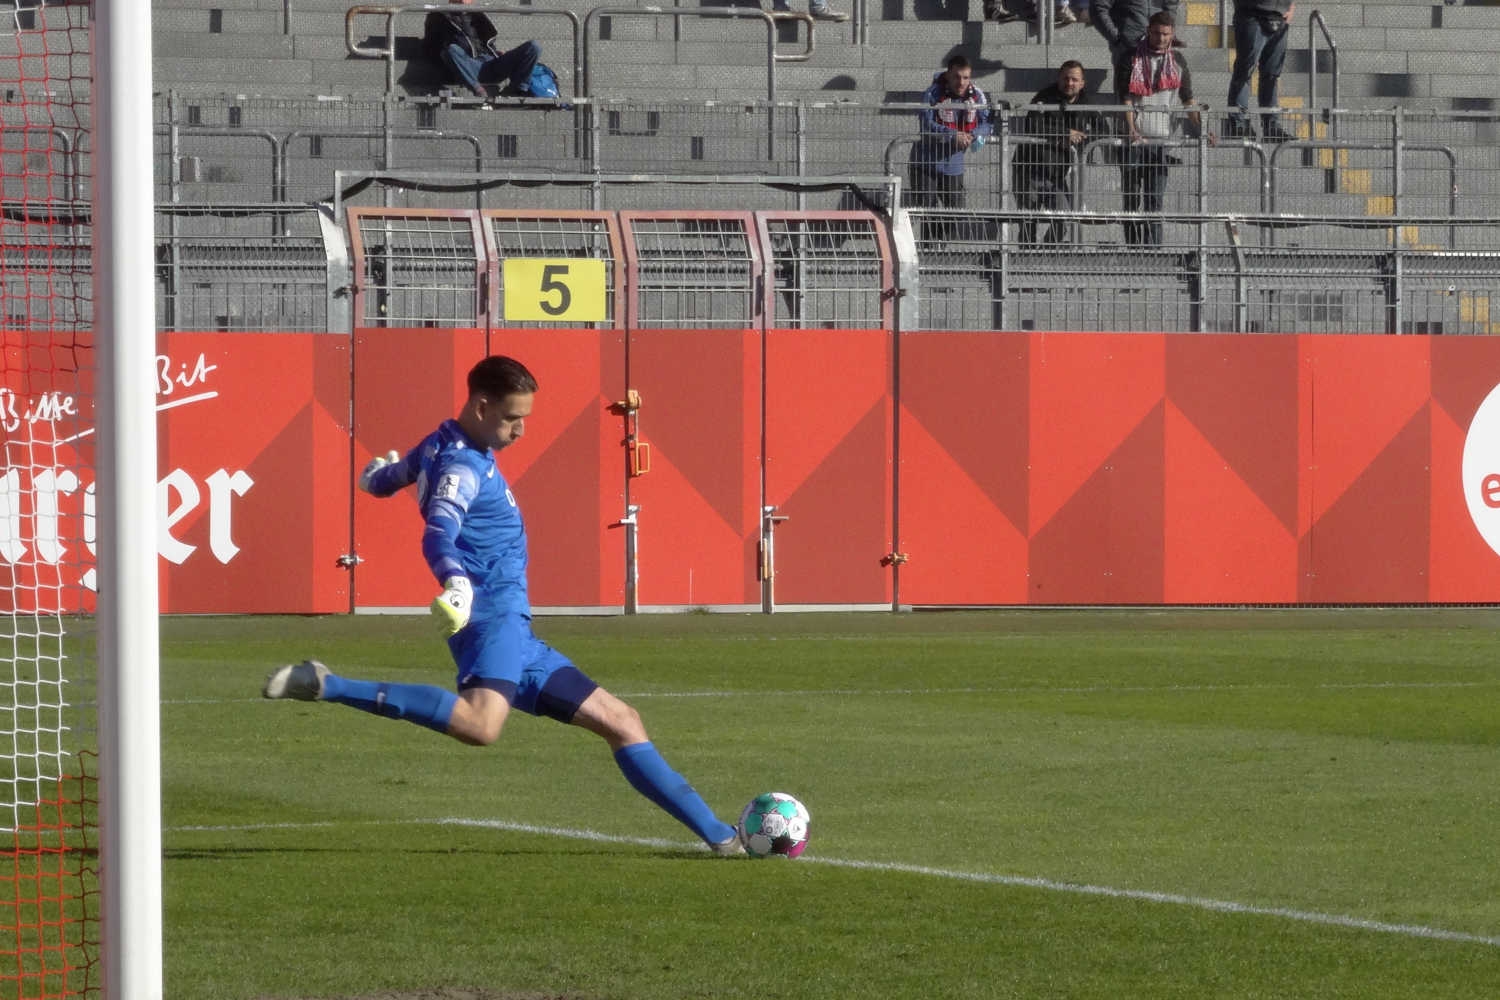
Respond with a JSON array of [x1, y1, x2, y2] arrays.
[[1463, 382, 1500, 558]]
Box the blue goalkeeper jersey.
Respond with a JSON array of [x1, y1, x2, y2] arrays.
[[367, 418, 530, 621]]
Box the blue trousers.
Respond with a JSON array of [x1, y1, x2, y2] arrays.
[[1227, 13, 1290, 127], [439, 39, 540, 97]]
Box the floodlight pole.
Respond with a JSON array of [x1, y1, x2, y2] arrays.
[[93, 1, 164, 998]]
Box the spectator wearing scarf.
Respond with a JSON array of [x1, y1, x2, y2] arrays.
[[908, 54, 993, 245], [1115, 12, 1214, 246]]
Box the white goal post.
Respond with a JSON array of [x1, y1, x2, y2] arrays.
[[93, 1, 163, 998]]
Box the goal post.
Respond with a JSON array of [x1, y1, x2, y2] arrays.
[[1, 0, 162, 996], [93, 0, 165, 998]]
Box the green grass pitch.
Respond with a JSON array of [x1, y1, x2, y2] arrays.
[[154, 609, 1500, 999]]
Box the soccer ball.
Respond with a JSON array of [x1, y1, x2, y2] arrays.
[[737, 792, 811, 859]]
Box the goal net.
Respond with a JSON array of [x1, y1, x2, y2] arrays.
[[1, 2, 101, 997]]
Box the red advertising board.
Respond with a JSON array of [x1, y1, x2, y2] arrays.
[[5, 329, 1500, 614], [626, 328, 762, 608], [765, 326, 892, 607], [896, 333, 1500, 606]]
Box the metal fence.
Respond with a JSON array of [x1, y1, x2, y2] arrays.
[[5, 94, 1499, 335], [909, 212, 1500, 335], [150, 95, 1500, 225], [343, 207, 891, 332], [156, 205, 339, 333]]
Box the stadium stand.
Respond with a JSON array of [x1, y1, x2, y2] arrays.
[[7, 0, 1500, 333], [141, 0, 1500, 108]]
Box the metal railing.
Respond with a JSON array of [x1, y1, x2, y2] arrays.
[[1268, 138, 1457, 216], [580, 4, 822, 161], [906, 211, 1500, 335], [581, 5, 816, 102], [118, 195, 1500, 337], [130, 95, 1500, 337], [1309, 9, 1340, 116]]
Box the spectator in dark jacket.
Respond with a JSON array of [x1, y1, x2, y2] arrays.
[[1223, 0, 1295, 141], [423, 0, 539, 101], [1012, 61, 1103, 244]]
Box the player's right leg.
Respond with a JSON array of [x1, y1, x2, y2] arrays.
[[568, 685, 740, 852]]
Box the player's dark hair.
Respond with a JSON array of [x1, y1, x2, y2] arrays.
[[468, 355, 538, 398], [946, 53, 971, 72]]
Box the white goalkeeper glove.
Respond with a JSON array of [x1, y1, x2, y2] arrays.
[[430, 576, 473, 636], [358, 450, 400, 494]]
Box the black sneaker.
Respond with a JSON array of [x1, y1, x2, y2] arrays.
[[1262, 121, 1295, 143], [1221, 118, 1254, 140], [986, 4, 1022, 22]]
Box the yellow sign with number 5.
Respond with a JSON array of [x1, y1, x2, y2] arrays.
[[502, 259, 607, 322]]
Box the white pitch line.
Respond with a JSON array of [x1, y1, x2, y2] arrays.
[[165, 816, 1500, 949], [162, 679, 1500, 707]]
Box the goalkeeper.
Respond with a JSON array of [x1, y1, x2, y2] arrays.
[[263, 355, 742, 855]]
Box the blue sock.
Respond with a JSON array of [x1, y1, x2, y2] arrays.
[[613, 741, 735, 845], [321, 673, 458, 735]]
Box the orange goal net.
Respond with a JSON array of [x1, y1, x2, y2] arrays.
[[0, 3, 100, 997]]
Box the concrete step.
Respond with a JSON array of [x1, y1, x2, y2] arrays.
[[131, 0, 1500, 118]]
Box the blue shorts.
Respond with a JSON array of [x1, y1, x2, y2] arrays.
[[448, 615, 598, 722]]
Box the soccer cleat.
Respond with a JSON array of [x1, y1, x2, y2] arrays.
[[262, 659, 329, 701], [710, 834, 747, 856]]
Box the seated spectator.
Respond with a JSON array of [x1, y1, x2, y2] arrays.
[[423, 0, 540, 101], [1012, 60, 1103, 245]]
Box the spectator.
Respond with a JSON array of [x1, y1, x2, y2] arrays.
[[1116, 11, 1215, 246], [909, 54, 993, 245], [423, 0, 540, 101], [1223, 0, 1295, 142], [985, 0, 1080, 26], [1012, 60, 1103, 245], [772, 0, 849, 20], [1093, 0, 1179, 64]]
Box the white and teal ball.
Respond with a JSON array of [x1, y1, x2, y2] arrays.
[[737, 792, 811, 858]]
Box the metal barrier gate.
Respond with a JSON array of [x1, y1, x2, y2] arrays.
[[345, 206, 894, 612]]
